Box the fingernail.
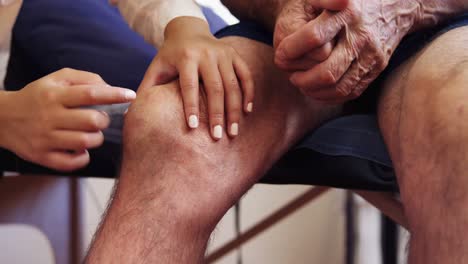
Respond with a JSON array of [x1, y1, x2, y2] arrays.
[[247, 102, 253, 113], [188, 115, 199, 128], [213, 125, 223, 139], [230, 123, 239, 136], [124, 108, 128, 115], [124, 90, 137, 100]]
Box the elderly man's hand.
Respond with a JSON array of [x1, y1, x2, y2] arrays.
[[273, 0, 347, 71], [275, 0, 418, 103]]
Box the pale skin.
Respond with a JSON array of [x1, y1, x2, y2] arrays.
[[0, 69, 136, 171]]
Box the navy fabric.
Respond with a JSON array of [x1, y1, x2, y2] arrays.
[[4, 0, 227, 91]]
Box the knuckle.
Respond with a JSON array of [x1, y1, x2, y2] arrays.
[[206, 82, 224, 96], [374, 50, 389, 70], [204, 50, 218, 61], [84, 87, 98, 103], [351, 88, 363, 98], [40, 87, 57, 102], [321, 70, 338, 85], [336, 85, 353, 96], [60, 67, 73, 75], [185, 105, 198, 114], [314, 46, 332, 61], [181, 79, 198, 91], [182, 49, 198, 61], [229, 105, 242, 114], [89, 73, 104, 83], [77, 134, 91, 149], [341, 7, 360, 22], [227, 77, 239, 90], [210, 112, 224, 122], [241, 67, 253, 81], [88, 112, 104, 130], [305, 27, 321, 46]]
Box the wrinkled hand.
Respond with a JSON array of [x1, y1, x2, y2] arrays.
[[275, 0, 416, 103], [0, 68, 136, 171], [273, 0, 347, 71], [140, 17, 254, 139]]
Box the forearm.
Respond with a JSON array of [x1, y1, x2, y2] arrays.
[[114, 0, 206, 48], [412, 0, 468, 31], [0, 91, 15, 149], [0, 0, 22, 50], [221, 0, 287, 30]]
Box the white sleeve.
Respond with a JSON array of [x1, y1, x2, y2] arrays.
[[113, 0, 206, 48], [0, 0, 22, 51]]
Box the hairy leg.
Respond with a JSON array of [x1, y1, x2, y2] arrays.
[[86, 37, 340, 263], [378, 26, 468, 263]]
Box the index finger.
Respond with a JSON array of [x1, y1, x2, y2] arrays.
[[275, 10, 344, 62], [52, 68, 108, 86], [61, 85, 137, 107]]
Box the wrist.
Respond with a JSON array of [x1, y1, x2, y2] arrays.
[[411, 0, 468, 32], [164, 16, 211, 41]]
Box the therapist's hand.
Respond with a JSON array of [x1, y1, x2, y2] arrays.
[[140, 16, 254, 140], [275, 0, 416, 103], [0, 68, 136, 171]]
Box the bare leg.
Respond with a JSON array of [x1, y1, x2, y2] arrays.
[[378, 26, 468, 263], [86, 37, 340, 263]]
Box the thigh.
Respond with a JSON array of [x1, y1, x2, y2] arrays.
[[378, 25, 468, 181]]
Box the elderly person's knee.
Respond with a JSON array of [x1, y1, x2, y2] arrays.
[[399, 29, 468, 136], [123, 82, 212, 156]]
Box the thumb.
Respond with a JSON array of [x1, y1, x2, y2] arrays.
[[138, 57, 178, 91], [310, 0, 348, 11]]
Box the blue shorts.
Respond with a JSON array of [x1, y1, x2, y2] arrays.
[[3, 0, 468, 191]]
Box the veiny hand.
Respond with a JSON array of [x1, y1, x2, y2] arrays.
[[0, 68, 136, 171], [273, 0, 348, 72], [139, 17, 254, 140], [275, 0, 416, 103]]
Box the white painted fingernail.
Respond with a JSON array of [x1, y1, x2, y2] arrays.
[[124, 90, 137, 100], [213, 125, 223, 139], [247, 102, 253, 113], [188, 115, 199, 128], [230, 123, 239, 136], [124, 108, 128, 115]]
